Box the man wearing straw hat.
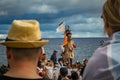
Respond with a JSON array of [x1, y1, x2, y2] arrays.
[[83, 0, 120, 80], [0, 20, 48, 80]]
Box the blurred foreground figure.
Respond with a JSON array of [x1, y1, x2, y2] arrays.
[[0, 20, 48, 80], [83, 0, 120, 80]]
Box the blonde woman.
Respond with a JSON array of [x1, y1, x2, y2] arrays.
[[83, 0, 120, 80]]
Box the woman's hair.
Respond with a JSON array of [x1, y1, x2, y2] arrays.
[[103, 0, 120, 32]]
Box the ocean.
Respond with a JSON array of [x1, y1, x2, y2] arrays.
[[0, 38, 108, 66]]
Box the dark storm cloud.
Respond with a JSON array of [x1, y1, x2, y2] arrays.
[[0, 0, 105, 23], [0, 0, 106, 38]]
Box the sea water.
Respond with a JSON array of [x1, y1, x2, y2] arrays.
[[0, 38, 108, 66]]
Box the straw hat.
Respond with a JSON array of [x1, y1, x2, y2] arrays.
[[0, 20, 48, 48]]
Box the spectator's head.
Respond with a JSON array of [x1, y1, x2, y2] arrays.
[[42, 53, 47, 60], [71, 71, 79, 80], [0, 20, 48, 64], [46, 60, 54, 67], [66, 62, 71, 68], [54, 50, 57, 53], [53, 50, 57, 56], [102, 0, 120, 37], [55, 62, 59, 68], [75, 61, 81, 69], [60, 67, 68, 77], [83, 59, 88, 66], [58, 58, 63, 63], [100, 40, 105, 46]]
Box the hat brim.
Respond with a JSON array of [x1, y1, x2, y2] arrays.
[[0, 40, 48, 48]]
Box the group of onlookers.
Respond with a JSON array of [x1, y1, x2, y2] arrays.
[[36, 52, 88, 80], [0, 52, 88, 80]]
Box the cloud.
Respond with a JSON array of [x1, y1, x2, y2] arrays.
[[70, 18, 104, 32], [0, 0, 106, 38], [41, 31, 63, 38], [0, 14, 105, 38], [30, 4, 58, 13], [0, 0, 105, 14], [0, 0, 105, 24], [72, 31, 106, 38], [0, 34, 7, 39], [0, 11, 8, 15]]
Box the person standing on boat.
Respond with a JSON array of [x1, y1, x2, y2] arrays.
[[63, 29, 76, 66]]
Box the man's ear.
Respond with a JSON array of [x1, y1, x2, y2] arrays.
[[6, 47, 11, 59], [38, 49, 43, 61]]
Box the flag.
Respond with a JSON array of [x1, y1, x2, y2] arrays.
[[62, 32, 67, 46], [56, 21, 65, 33]]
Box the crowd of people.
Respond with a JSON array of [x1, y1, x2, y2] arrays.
[[38, 52, 88, 80], [0, 52, 88, 80]]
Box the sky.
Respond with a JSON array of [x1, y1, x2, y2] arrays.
[[0, 0, 106, 38]]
